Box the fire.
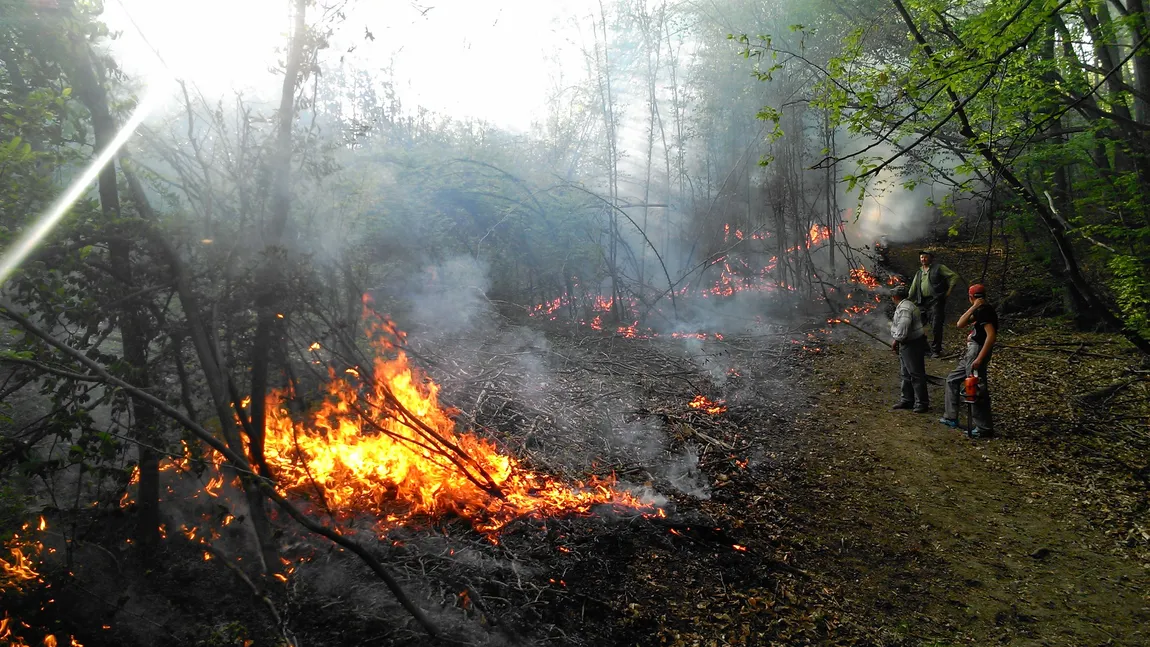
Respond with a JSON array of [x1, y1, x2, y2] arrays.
[[1, 525, 85, 647], [527, 217, 879, 337], [1, 546, 40, 588], [0, 615, 27, 647], [688, 395, 727, 415], [849, 267, 880, 289], [260, 314, 655, 538], [615, 322, 644, 339], [807, 224, 831, 246]]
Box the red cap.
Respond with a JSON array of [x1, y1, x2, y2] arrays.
[[968, 284, 986, 298]]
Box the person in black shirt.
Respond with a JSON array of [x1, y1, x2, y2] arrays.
[[939, 284, 998, 437]]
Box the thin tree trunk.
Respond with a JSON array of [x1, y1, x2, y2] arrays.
[[600, 2, 624, 321], [65, 33, 161, 556], [1125, 0, 1150, 124], [122, 162, 282, 577], [250, 0, 307, 478]]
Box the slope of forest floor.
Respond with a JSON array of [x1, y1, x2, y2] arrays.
[[6, 246, 1148, 647], [786, 324, 1149, 646], [538, 311, 1150, 646], [507, 239, 1150, 646], [766, 242, 1150, 646]]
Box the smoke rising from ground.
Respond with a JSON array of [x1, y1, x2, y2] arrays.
[[370, 253, 723, 501]]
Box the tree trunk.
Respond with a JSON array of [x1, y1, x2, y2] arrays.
[[122, 163, 282, 577], [250, 0, 307, 478], [597, 1, 624, 322], [65, 33, 161, 556], [1125, 0, 1150, 124]]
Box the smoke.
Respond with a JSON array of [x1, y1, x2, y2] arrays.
[[662, 444, 711, 499], [370, 251, 729, 508], [676, 335, 733, 386], [837, 139, 966, 248], [397, 256, 494, 336]]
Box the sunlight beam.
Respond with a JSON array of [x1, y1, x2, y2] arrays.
[[0, 84, 168, 287]]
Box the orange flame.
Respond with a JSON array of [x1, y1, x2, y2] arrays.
[[0, 615, 27, 647], [688, 395, 727, 415], [260, 315, 655, 538], [807, 224, 831, 247], [849, 267, 880, 289], [1, 546, 41, 589]]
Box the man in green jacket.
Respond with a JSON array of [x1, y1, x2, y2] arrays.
[[907, 250, 960, 357]]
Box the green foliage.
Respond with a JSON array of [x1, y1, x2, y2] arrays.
[[734, 0, 1150, 340], [1108, 254, 1150, 337]]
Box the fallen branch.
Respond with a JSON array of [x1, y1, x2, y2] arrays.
[[997, 343, 1127, 360], [1077, 375, 1145, 402], [688, 427, 736, 451]]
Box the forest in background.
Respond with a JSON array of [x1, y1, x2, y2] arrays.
[[2, 0, 1149, 645]]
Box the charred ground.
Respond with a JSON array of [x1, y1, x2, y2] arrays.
[[4, 242, 1148, 647]]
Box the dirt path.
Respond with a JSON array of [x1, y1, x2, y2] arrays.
[[787, 339, 1150, 645]]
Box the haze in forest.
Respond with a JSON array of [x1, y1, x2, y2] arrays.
[[5, 0, 1150, 644], [104, 0, 593, 131]]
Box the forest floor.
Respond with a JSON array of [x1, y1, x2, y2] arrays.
[[566, 242, 1150, 647], [513, 318, 1150, 647], [778, 323, 1150, 646], [9, 244, 1149, 647]]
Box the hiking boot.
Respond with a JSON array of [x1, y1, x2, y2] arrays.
[[912, 405, 929, 413], [891, 402, 914, 410], [966, 427, 995, 439], [938, 417, 958, 428]]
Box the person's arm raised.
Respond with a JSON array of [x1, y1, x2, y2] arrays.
[[956, 298, 984, 328]]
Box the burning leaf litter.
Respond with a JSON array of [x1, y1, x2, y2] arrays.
[[122, 313, 662, 545], [262, 314, 662, 537], [1, 519, 85, 647], [688, 395, 728, 415]]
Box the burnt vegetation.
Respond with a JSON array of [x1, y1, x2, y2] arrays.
[[2, 0, 1149, 646]]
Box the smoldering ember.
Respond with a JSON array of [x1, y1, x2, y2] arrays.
[[1, 1, 1149, 646]]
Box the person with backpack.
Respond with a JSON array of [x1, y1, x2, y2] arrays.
[[889, 285, 930, 413]]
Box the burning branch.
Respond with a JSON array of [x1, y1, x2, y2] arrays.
[[0, 301, 441, 638]]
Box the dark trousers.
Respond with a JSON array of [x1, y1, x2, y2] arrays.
[[898, 335, 929, 408], [944, 341, 994, 430], [919, 297, 947, 354]]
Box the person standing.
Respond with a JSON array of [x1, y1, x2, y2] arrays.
[[940, 284, 998, 438], [907, 250, 960, 357], [889, 285, 930, 413]]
